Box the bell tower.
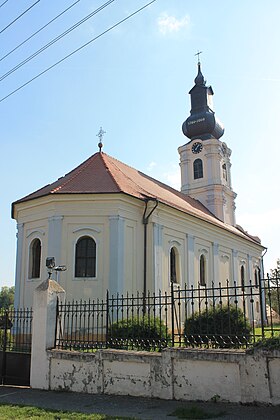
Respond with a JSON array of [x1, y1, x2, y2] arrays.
[[178, 61, 236, 225]]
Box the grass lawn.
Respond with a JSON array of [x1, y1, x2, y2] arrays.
[[0, 403, 137, 420], [169, 405, 226, 419], [0, 402, 228, 420], [254, 324, 280, 339]]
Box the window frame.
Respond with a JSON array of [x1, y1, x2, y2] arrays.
[[74, 235, 97, 279], [28, 238, 42, 279], [241, 265, 245, 291], [254, 268, 260, 288], [222, 163, 228, 181], [193, 158, 203, 180], [169, 246, 181, 285], [170, 247, 177, 284], [199, 254, 206, 286]]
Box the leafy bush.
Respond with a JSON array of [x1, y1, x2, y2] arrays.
[[184, 305, 251, 348], [250, 336, 280, 352], [0, 330, 14, 351], [108, 315, 170, 351]]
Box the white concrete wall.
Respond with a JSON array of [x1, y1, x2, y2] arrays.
[[47, 348, 280, 405], [30, 281, 279, 405]]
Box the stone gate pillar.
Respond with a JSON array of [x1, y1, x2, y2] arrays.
[[30, 278, 65, 389]]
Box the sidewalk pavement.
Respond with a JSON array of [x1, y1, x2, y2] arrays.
[[0, 386, 279, 419]]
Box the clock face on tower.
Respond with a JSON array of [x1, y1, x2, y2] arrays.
[[191, 142, 203, 154]]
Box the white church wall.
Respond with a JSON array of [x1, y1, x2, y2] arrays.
[[14, 194, 148, 306], [194, 239, 212, 287], [152, 222, 164, 293], [218, 247, 232, 286], [124, 222, 136, 293], [17, 216, 49, 308], [123, 216, 145, 295], [149, 204, 263, 301], [162, 229, 186, 290], [14, 193, 264, 308], [179, 138, 236, 225], [64, 218, 106, 302], [57, 196, 145, 301]]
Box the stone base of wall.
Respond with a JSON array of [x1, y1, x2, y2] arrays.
[[45, 348, 280, 405]]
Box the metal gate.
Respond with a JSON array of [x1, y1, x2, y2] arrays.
[[0, 307, 32, 386]]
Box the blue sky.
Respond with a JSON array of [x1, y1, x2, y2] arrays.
[[1, 0, 280, 287]]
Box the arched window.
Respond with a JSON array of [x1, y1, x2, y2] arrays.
[[193, 159, 203, 179], [199, 254, 206, 286], [75, 236, 96, 278], [241, 265, 245, 291], [254, 268, 260, 287], [170, 246, 180, 284], [29, 238, 41, 279], [222, 163, 227, 181]]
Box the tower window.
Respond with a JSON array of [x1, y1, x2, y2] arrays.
[[75, 236, 96, 278], [199, 254, 206, 286], [222, 163, 227, 181], [193, 159, 203, 179], [29, 238, 41, 279]]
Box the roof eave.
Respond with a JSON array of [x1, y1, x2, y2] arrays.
[[12, 190, 264, 248]]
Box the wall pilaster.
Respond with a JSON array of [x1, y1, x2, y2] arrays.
[[187, 234, 195, 286], [14, 223, 24, 308], [109, 216, 125, 295], [212, 242, 219, 285], [153, 223, 163, 292], [47, 216, 63, 264]]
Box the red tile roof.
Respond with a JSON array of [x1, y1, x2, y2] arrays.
[[12, 152, 261, 244]]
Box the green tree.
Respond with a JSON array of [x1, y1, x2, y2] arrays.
[[267, 260, 280, 315], [270, 259, 280, 278], [0, 286, 15, 309]]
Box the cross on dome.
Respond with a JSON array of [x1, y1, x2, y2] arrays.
[[195, 50, 202, 64], [96, 127, 106, 152]]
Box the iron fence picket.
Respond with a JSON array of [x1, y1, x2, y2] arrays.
[[54, 277, 280, 352], [0, 307, 32, 385]]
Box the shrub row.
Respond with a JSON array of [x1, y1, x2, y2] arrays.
[[108, 305, 251, 350]]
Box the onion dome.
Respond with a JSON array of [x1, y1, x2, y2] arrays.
[[182, 63, 224, 140], [194, 62, 205, 85]]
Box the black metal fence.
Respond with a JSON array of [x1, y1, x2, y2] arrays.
[[0, 307, 33, 353], [0, 307, 33, 385], [55, 277, 280, 352]]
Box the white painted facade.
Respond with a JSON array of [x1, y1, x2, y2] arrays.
[[179, 138, 236, 225], [14, 190, 263, 309]]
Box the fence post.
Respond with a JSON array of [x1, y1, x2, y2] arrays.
[[0, 311, 8, 384], [259, 275, 266, 338], [171, 281, 175, 347], [30, 278, 65, 390], [106, 290, 109, 348]]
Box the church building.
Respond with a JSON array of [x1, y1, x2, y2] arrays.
[[12, 63, 265, 308]]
